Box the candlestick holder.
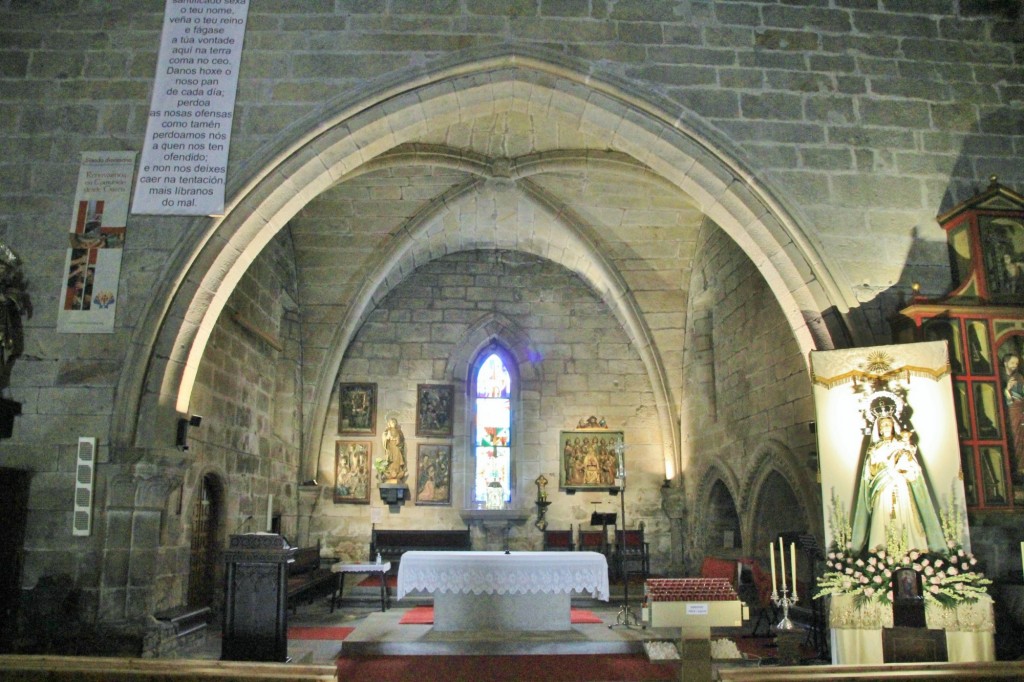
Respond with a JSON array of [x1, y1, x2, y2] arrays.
[[771, 587, 798, 631]]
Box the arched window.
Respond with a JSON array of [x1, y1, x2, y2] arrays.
[[471, 346, 515, 503]]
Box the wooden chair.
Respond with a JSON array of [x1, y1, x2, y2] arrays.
[[542, 525, 575, 551], [613, 527, 650, 581], [577, 529, 609, 556]]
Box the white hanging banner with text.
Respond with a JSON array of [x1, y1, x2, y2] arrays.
[[132, 0, 250, 216], [58, 151, 137, 334]]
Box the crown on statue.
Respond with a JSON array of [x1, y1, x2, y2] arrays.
[[868, 394, 900, 421]]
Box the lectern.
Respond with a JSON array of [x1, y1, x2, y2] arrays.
[[222, 533, 292, 662]]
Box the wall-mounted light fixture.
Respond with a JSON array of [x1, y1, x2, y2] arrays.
[[176, 414, 203, 451]]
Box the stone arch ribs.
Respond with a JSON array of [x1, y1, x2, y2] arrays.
[[302, 152, 679, 484], [117, 52, 851, 484]]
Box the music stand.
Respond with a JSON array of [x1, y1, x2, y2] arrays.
[[589, 511, 616, 555]]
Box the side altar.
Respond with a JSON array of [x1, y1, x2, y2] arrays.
[[810, 343, 994, 665]]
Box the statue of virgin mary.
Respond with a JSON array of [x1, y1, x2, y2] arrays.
[[851, 395, 945, 553]]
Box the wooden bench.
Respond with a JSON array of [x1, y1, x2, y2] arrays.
[[716, 661, 1024, 680], [153, 605, 211, 638], [285, 542, 336, 613], [0, 655, 337, 681], [369, 525, 472, 573]]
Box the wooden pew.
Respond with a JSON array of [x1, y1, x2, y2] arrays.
[[717, 660, 1024, 681], [369, 525, 471, 573], [0, 655, 337, 681]]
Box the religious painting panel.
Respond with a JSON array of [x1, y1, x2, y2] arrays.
[[973, 382, 1001, 440], [810, 342, 970, 553], [338, 383, 376, 435], [559, 430, 624, 491], [415, 444, 451, 506], [416, 384, 454, 437], [997, 334, 1024, 483], [979, 446, 1009, 506], [966, 319, 993, 375], [334, 441, 371, 504], [923, 318, 963, 374], [978, 214, 1024, 300], [960, 446, 978, 506]]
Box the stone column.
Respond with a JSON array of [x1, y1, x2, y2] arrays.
[[660, 482, 687, 575]]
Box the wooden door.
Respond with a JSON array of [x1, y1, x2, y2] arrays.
[[187, 475, 221, 608], [0, 468, 30, 652]]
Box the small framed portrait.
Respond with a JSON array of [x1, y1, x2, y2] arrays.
[[415, 444, 452, 506], [339, 382, 377, 435], [334, 441, 372, 504], [559, 430, 624, 491], [416, 384, 454, 437]]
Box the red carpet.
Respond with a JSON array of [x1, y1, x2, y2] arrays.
[[337, 654, 676, 681], [358, 574, 398, 588], [288, 625, 355, 640], [399, 605, 603, 625]]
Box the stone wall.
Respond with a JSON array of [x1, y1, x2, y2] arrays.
[[0, 0, 1019, 623], [312, 249, 672, 567], [680, 220, 817, 572]]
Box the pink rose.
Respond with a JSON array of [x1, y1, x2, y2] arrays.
[[929, 585, 940, 594]]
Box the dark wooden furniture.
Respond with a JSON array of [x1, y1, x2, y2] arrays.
[[577, 529, 608, 556], [882, 627, 949, 663], [369, 525, 472, 573], [542, 526, 575, 551], [285, 541, 336, 614], [613, 527, 650, 581], [222, 533, 290, 663]]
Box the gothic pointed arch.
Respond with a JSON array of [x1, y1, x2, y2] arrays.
[[112, 48, 854, 490]]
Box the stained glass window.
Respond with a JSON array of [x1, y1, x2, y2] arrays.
[[473, 351, 512, 503]]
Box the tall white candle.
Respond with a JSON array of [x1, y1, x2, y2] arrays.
[[769, 543, 777, 594], [779, 537, 787, 591], [790, 542, 798, 599], [266, 494, 273, 532]]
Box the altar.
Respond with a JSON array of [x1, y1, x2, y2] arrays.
[[828, 593, 996, 664], [396, 550, 609, 631]]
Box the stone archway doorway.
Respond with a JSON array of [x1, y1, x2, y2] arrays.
[[187, 474, 223, 609]]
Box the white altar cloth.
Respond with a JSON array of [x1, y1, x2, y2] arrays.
[[828, 593, 995, 664], [397, 551, 609, 631]]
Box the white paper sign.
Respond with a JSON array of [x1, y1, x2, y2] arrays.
[[132, 0, 249, 215], [58, 152, 137, 334], [685, 603, 709, 615]]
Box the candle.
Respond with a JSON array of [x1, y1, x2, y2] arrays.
[[769, 544, 777, 594], [266, 494, 273, 532], [790, 542, 798, 599], [779, 537, 787, 591]]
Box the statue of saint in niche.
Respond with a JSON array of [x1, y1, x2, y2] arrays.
[[380, 416, 408, 484], [851, 394, 945, 553]]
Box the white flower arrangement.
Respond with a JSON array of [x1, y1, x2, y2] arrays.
[[815, 491, 990, 609]]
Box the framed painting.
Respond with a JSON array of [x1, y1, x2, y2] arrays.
[[415, 443, 452, 505], [339, 382, 376, 435], [334, 441, 372, 504], [416, 384, 454, 437], [559, 430, 624, 491]]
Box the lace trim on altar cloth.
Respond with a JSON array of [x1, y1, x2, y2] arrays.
[[827, 593, 995, 633], [396, 551, 609, 600]]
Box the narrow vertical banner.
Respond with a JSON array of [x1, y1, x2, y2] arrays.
[[57, 152, 137, 334], [132, 0, 250, 216]]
